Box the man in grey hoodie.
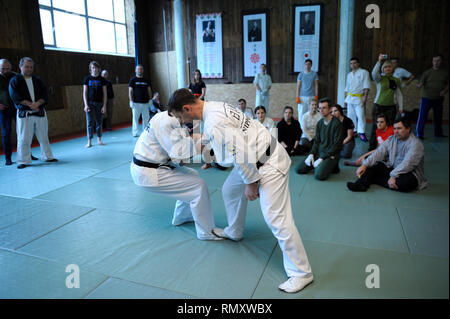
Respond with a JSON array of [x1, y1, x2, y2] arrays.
[[347, 117, 427, 192]]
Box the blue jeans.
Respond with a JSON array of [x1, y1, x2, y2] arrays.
[[416, 97, 444, 137], [86, 102, 104, 139]]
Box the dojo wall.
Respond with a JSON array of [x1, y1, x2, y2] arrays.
[[0, 0, 144, 148], [146, 0, 449, 120], [0, 0, 449, 153]]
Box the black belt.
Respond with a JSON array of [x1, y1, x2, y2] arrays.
[[256, 135, 278, 169], [132, 157, 176, 169]]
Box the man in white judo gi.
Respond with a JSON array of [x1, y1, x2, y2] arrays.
[[130, 110, 222, 241], [168, 89, 313, 293]]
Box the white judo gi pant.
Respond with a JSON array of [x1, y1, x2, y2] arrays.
[[132, 102, 150, 137], [255, 93, 270, 114], [16, 112, 54, 165], [346, 102, 366, 134], [130, 163, 217, 240], [221, 164, 312, 278], [297, 96, 313, 123]]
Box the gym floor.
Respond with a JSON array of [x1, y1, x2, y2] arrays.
[[0, 125, 448, 299]]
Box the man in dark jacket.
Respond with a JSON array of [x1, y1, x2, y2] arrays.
[[0, 59, 17, 165], [8, 57, 57, 169]]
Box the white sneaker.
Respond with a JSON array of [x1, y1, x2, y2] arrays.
[[211, 228, 241, 241], [278, 274, 314, 293]]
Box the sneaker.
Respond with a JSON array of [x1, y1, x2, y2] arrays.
[[332, 164, 340, 174], [46, 158, 58, 162], [359, 133, 368, 142], [278, 274, 314, 293], [211, 228, 241, 241], [31, 155, 38, 160], [343, 160, 358, 167], [5, 159, 13, 166], [17, 164, 27, 169], [347, 181, 367, 192]]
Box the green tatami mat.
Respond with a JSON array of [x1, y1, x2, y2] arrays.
[[0, 249, 107, 299], [252, 240, 449, 299], [398, 208, 449, 258], [0, 196, 93, 250], [294, 170, 448, 211], [93, 162, 134, 181], [85, 278, 195, 299], [289, 197, 409, 253], [19, 209, 277, 298], [36, 177, 173, 213]]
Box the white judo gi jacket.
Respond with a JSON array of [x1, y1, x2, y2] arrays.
[[202, 101, 290, 184], [131, 111, 195, 186]]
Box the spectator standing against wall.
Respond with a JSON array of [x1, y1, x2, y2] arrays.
[[416, 54, 449, 139], [101, 69, 114, 131]]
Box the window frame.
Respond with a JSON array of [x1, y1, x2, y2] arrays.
[[39, 0, 130, 56]]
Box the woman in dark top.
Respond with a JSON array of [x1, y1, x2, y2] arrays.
[[276, 106, 303, 156], [188, 69, 206, 101], [331, 104, 355, 158]]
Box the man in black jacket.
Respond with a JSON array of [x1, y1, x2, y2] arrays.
[[9, 57, 57, 169], [0, 59, 17, 165]]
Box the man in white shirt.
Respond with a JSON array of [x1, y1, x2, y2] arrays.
[[253, 64, 272, 114], [344, 57, 371, 142], [8, 57, 57, 169], [168, 88, 313, 294], [391, 57, 415, 88], [130, 110, 222, 241]]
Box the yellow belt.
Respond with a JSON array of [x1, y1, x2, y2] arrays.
[[346, 92, 363, 98]]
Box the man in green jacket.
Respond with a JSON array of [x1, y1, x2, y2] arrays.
[[295, 98, 344, 180]]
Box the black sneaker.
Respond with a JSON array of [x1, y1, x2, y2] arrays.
[[17, 164, 27, 169], [332, 164, 340, 174], [46, 158, 58, 162], [347, 181, 367, 192], [5, 159, 13, 166], [31, 155, 38, 160]]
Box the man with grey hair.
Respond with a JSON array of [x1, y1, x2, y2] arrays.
[[347, 117, 427, 192], [8, 57, 57, 169], [0, 59, 17, 165]]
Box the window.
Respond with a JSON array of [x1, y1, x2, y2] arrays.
[[38, 0, 133, 56]]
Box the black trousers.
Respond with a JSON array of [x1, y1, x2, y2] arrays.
[[0, 108, 15, 161], [369, 104, 397, 151], [357, 162, 418, 192]]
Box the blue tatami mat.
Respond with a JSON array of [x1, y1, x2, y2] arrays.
[[0, 249, 107, 299], [19, 208, 277, 298], [85, 277, 195, 299], [0, 126, 448, 298]]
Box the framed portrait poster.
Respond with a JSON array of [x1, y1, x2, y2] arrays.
[[196, 12, 223, 78], [293, 4, 321, 73], [242, 9, 269, 81]]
